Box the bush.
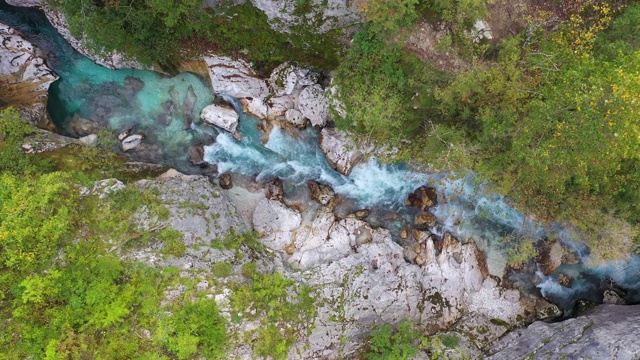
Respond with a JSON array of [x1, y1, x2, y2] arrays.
[[366, 320, 419, 360]]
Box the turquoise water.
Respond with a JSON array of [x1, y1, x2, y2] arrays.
[[3, 0, 640, 313], [0, 1, 214, 170]]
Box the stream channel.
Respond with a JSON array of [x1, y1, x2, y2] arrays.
[[2, 0, 640, 314]]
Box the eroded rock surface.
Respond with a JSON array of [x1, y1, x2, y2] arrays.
[[201, 104, 239, 133], [319, 128, 365, 175], [0, 22, 58, 127], [203, 55, 269, 100], [488, 304, 640, 360], [250, 0, 361, 34]]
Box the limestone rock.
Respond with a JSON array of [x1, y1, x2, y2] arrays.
[[92, 178, 126, 199], [21, 129, 81, 154], [201, 104, 239, 133], [284, 108, 306, 128], [298, 84, 329, 127], [122, 134, 143, 152], [268, 63, 320, 96], [0, 22, 58, 127], [6, 0, 41, 6], [266, 95, 294, 120], [249, 0, 361, 34], [252, 198, 302, 251], [79, 134, 98, 147], [319, 128, 365, 175], [488, 304, 640, 360], [203, 55, 268, 99], [239, 97, 268, 119], [133, 175, 246, 269]]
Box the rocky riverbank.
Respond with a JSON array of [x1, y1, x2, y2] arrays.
[[2, 7, 639, 359]]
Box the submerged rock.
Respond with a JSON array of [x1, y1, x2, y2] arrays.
[[488, 304, 640, 360], [0, 22, 58, 128], [68, 115, 100, 137], [200, 104, 239, 133]]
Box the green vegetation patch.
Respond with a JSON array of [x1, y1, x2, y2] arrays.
[[52, 0, 343, 72]]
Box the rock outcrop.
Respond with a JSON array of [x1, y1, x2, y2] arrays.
[[203, 55, 269, 100], [249, 198, 540, 357], [249, 0, 361, 34], [6, 0, 41, 7], [298, 84, 329, 127], [488, 304, 640, 360], [0, 22, 58, 128]]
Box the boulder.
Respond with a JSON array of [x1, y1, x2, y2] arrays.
[[200, 104, 239, 133], [122, 134, 143, 152], [0, 22, 58, 127], [307, 180, 335, 205], [319, 128, 365, 176], [284, 109, 306, 128], [265, 178, 284, 201], [536, 239, 563, 276], [406, 186, 438, 210], [79, 134, 97, 147], [188, 143, 206, 167], [298, 84, 329, 127], [415, 210, 437, 227], [68, 115, 100, 137], [203, 55, 268, 100], [557, 273, 572, 288], [239, 97, 268, 119], [266, 95, 294, 120], [218, 173, 233, 189], [352, 209, 369, 220], [488, 304, 640, 360]]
